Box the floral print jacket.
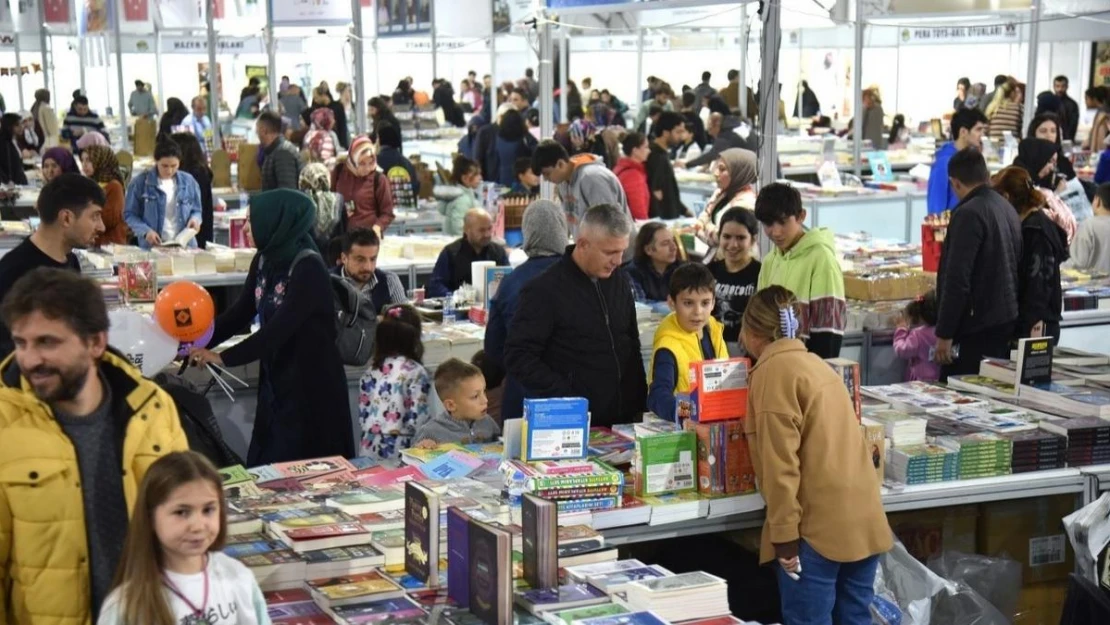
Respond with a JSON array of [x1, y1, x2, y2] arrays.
[[358, 356, 432, 459]]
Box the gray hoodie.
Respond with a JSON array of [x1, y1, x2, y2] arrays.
[[557, 154, 630, 228], [413, 410, 501, 446]]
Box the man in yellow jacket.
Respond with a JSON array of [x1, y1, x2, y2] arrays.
[[0, 268, 187, 625]]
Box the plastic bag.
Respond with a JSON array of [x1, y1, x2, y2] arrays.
[[1062, 491, 1110, 584], [873, 539, 1011, 625], [927, 551, 1023, 617]]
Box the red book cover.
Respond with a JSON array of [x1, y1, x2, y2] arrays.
[[123, 0, 147, 21], [285, 522, 369, 542], [356, 465, 424, 488], [264, 588, 312, 605], [44, 0, 69, 23]]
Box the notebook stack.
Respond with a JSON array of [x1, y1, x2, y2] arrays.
[[1041, 418, 1110, 467], [621, 572, 730, 623], [862, 409, 928, 447], [886, 443, 960, 485], [1001, 429, 1068, 473]]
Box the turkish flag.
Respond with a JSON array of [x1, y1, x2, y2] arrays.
[[361, 0, 371, 6], [124, 0, 149, 21], [44, 0, 69, 22], [214, 0, 224, 19]]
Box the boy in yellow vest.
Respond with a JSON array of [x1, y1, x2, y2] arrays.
[[647, 263, 728, 422]]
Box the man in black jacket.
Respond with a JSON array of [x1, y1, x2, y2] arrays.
[[683, 114, 757, 170], [1054, 75, 1081, 143], [934, 148, 1022, 380], [504, 204, 647, 426]]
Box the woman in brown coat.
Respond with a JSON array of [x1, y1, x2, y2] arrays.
[[741, 285, 891, 625], [80, 144, 129, 245]]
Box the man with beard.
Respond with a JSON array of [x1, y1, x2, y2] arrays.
[[428, 209, 509, 298], [0, 268, 187, 623], [334, 228, 408, 311], [0, 173, 105, 358]]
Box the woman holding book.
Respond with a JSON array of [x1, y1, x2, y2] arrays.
[[740, 286, 891, 625]]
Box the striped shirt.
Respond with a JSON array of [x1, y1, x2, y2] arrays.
[[62, 110, 108, 143], [988, 101, 1024, 142]]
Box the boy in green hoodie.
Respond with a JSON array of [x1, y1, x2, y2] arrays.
[[754, 183, 846, 358]]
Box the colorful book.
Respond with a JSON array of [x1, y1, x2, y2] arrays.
[[357, 466, 427, 488], [447, 507, 471, 608], [404, 481, 441, 587], [326, 488, 407, 515], [633, 429, 696, 496], [304, 571, 406, 609], [279, 522, 371, 553], [522, 398, 590, 461], [219, 464, 254, 486], [684, 419, 755, 497], [273, 456, 356, 480], [328, 596, 425, 624], [521, 494, 558, 590], [420, 450, 486, 481], [826, 358, 862, 421], [513, 584, 609, 616], [585, 565, 672, 593], [248, 464, 285, 484], [686, 358, 750, 422], [468, 521, 514, 625], [550, 604, 629, 625]]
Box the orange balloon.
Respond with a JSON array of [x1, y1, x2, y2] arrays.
[[154, 281, 215, 343]]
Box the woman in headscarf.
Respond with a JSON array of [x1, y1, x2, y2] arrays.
[[16, 111, 42, 155], [0, 113, 28, 185], [300, 162, 346, 250], [158, 97, 189, 139], [80, 145, 128, 246], [75, 130, 108, 153], [303, 107, 340, 162], [40, 146, 78, 183], [1027, 113, 1078, 182], [1013, 137, 1077, 244], [331, 135, 395, 231], [189, 188, 354, 464], [484, 199, 569, 422], [32, 89, 59, 149], [694, 148, 759, 251]]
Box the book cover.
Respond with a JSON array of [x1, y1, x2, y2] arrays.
[[305, 571, 404, 606], [219, 464, 254, 486], [468, 520, 513, 625], [326, 488, 407, 514], [521, 494, 558, 590], [405, 481, 440, 587], [633, 430, 696, 496], [860, 418, 886, 485], [284, 522, 369, 542], [485, 266, 513, 311], [300, 545, 384, 565], [552, 604, 629, 625], [420, 450, 486, 481], [1017, 338, 1054, 387], [273, 456, 356, 480], [358, 466, 427, 488], [223, 538, 287, 558], [557, 525, 601, 543], [627, 571, 725, 593], [515, 583, 608, 610], [685, 420, 754, 496], [572, 613, 670, 625], [329, 596, 425, 623], [447, 507, 471, 608], [564, 559, 647, 582], [688, 358, 750, 422], [522, 398, 590, 461], [534, 459, 596, 476], [586, 565, 671, 592], [236, 549, 304, 568], [357, 509, 407, 531], [826, 358, 862, 421]]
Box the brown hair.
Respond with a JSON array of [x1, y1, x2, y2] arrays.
[[991, 166, 1045, 215], [111, 451, 228, 625], [742, 285, 803, 343], [434, 357, 483, 400]]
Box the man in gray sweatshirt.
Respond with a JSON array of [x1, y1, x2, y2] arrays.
[[531, 139, 630, 231]]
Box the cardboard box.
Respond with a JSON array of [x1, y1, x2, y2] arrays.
[[685, 358, 750, 422], [843, 268, 936, 301], [978, 494, 1077, 585], [887, 504, 978, 563], [632, 430, 697, 497], [1013, 581, 1068, 625]]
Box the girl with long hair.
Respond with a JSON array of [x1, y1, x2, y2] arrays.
[[0, 113, 28, 184], [171, 132, 215, 248], [97, 451, 269, 625]]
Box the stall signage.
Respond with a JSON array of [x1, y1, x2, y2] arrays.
[[269, 0, 352, 26], [899, 23, 1019, 45]]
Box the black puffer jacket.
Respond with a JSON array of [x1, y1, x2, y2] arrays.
[[1017, 209, 1069, 337], [504, 246, 647, 426], [936, 184, 1023, 340]]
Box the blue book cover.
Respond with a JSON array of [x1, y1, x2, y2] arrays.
[[573, 613, 669, 625], [349, 456, 380, 471], [447, 507, 470, 608], [866, 151, 893, 182], [330, 596, 425, 622], [222, 539, 286, 558], [420, 450, 485, 481], [517, 583, 607, 606], [523, 398, 590, 461], [485, 266, 513, 310]]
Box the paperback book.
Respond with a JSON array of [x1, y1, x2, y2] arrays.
[[469, 520, 514, 625], [405, 481, 441, 587]]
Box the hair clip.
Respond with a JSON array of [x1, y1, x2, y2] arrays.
[[387, 306, 403, 319], [779, 307, 799, 339]]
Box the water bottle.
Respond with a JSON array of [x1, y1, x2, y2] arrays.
[[505, 469, 527, 509], [442, 294, 455, 326]]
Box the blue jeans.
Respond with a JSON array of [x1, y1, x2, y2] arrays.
[[775, 540, 879, 625]]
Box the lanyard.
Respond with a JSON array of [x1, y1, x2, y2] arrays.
[[162, 555, 210, 623]]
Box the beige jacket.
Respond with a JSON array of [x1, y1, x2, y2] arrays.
[[36, 103, 59, 149], [745, 339, 891, 564]]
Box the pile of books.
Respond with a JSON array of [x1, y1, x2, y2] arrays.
[[939, 431, 1012, 479], [1041, 417, 1110, 467], [863, 409, 928, 447], [503, 459, 625, 514], [886, 443, 960, 485], [621, 572, 730, 623], [930, 404, 1038, 435], [1001, 429, 1068, 473], [861, 382, 984, 414], [588, 427, 636, 465]]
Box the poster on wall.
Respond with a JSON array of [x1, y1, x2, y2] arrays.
[[377, 0, 431, 37], [246, 65, 270, 96], [269, 0, 350, 26], [1094, 42, 1110, 89]]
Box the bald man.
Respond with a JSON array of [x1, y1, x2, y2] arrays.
[[182, 95, 213, 153], [427, 209, 510, 298]]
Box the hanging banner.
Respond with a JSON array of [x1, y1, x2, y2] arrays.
[[377, 0, 431, 37], [123, 0, 148, 21], [111, 34, 303, 54], [269, 0, 350, 26], [492, 0, 531, 30], [156, 0, 203, 29], [897, 23, 1020, 45], [1094, 42, 1110, 89], [864, 0, 1032, 17], [80, 0, 110, 34], [43, 0, 70, 24]]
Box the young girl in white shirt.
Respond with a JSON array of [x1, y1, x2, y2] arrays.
[[98, 451, 271, 625]]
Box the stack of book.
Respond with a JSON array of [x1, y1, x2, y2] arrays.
[[936, 430, 1012, 479], [641, 492, 708, 526], [591, 495, 652, 530], [860, 384, 965, 414], [564, 560, 674, 596], [886, 443, 960, 485], [930, 405, 1038, 435], [1001, 429, 1068, 473], [265, 588, 333, 624], [621, 572, 730, 623], [863, 409, 928, 447], [503, 459, 625, 514], [588, 427, 636, 465], [683, 420, 756, 497], [1041, 418, 1110, 467], [946, 375, 1018, 399]]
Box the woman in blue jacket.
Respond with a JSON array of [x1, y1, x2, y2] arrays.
[[124, 139, 203, 248]]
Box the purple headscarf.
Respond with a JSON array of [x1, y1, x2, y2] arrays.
[[42, 147, 79, 175]]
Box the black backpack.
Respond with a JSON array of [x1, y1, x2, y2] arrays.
[[290, 249, 377, 367], [154, 373, 245, 468]]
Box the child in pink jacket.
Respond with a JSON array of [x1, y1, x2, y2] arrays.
[[894, 290, 940, 382]]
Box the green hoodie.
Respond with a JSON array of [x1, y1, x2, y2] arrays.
[[757, 227, 846, 345]]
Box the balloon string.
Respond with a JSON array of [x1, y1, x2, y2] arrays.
[[206, 363, 236, 402]]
